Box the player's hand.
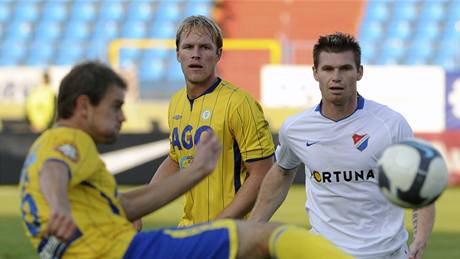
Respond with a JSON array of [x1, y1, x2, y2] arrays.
[[43, 208, 77, 242], [409, 239, 426, 259], [132, 218, 143, 231], [191, 129, 221, 176]]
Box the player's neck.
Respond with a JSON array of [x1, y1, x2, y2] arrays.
[[321, 98, 357, 121], [186, 75, 219, 99]]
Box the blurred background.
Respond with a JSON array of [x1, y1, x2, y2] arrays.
[[0, 0, 460, 258]]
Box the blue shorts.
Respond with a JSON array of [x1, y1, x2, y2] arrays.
[[123, 219, 238, 259]]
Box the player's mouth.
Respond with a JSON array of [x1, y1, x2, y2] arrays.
[[329, 86, 344, 94], [189, 64, 203, 70]]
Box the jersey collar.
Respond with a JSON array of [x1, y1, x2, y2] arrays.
[[314, 94, 365, 121]]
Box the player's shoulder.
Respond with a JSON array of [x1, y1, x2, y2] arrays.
[[363, 98, 407, 123], [280, 107, 316, 133]]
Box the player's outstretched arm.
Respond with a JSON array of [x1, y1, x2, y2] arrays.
[[249, 164, 296, 222], [409, 204, 435, 259], [39, 161, 78, 241], [216, 157, 273, 219], [120, 130, 221, 221]]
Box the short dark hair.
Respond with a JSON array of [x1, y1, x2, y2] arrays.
[[313, 32, 361, 69], [57, 61, 127, 119], [176, 15, 223, 51]]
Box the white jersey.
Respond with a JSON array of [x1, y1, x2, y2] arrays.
[[276, 96, 413, 258]]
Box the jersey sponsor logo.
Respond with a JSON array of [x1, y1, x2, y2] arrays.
[[352, 133, 369, 151], [306, 140, 320, 147], [311, 169, 375, 183], [171, 125, 211, 151], [202, 110, 211, 120], [55, 143, 79, 162]]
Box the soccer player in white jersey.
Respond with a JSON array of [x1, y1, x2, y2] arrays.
[[250, 32, 435, 259]]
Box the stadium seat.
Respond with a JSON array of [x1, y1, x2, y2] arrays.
[[446, 1, 460, 21], [148, 20, 177, 39], [62, 21, 90, 41], [392, 1, 417, 21], [0, 2, 12, 23], [54, 42, 84, 65], [359, 39, 377, 64], [142, 48, 171, 60], [377, 41, 405, 65], [33, 20, 61, 41], [363, 0, 390, 22], [92, 20, 119, 41], [13, 2, 39, 22], [41, 1, 68, 22], [126, 1, 154, 22], [120, 48, 141, 69], [69, 0, 97, 22], [85, 39, 109, 61], [386, 20, 412, 41], [419, 1, 445, 22], [156, 2, 182, 22], [25, 41, 54, 66], [4, 21, 33, 41], [139, 57, 166, 82], [121, 21, 147, 39], [166, 56, 184, 81], [0, 39, 26, 65], [359, 20, 384, 42], [405, 42, 433, 65], [99, 1, 125, 22]]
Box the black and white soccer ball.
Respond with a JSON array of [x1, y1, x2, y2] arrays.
[[378, 138, 448, 208]]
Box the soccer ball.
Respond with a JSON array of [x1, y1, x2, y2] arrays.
[[378, 138, 448, 208]]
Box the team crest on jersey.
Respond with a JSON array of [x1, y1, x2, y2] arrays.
[[352, 133, 369, 152], [55, 143, 79, 162], [173, 114, 182, 120], [202, 110, 211, 120]]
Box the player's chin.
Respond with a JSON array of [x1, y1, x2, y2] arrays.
[[102, 132, 120, 144]]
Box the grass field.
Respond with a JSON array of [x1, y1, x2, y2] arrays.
[[1, 185, 459, 258]]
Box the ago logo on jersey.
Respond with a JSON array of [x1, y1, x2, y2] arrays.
[[171, 125, 211, 150]]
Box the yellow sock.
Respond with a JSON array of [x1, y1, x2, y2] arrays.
[[268, 225, 353, 259]]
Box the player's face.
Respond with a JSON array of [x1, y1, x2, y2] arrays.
[[86, 85, 126, 144], [313, 50, 363, 107], [177, 29, 221, 87]]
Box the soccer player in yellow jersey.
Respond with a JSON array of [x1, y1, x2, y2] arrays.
[[148, 15, 275, 227], [19, 61, 351, 258]]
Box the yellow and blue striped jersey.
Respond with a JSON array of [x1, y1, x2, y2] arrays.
[[19, 127, 136, 258], [168, 78, 275, 226]]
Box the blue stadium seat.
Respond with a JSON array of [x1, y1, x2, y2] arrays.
[[34, 20, 61, 41], [126, 1, 154, 22], [62, 21, 90, 41], [85, 39, 109, 60], [92, 20, 119, 41], [419, 1, 445, 22], [185, 1, 212, 17], [359, 39, 377, 64], [13, 2, 39, 22], [386, 20, 412, 41], [4, 21, 33, 41], [120, 21, 146, 38], [377, 41, 405, 65], [0, 2, 12, 23], [413, 20, 440, 42], [120, 48, 140, 68], [139, 57, 166, 82], [70, 0, 97, 22], [363, 0, 390, 22], [446, 1, 460, 21], [148, 20, 177, 39], [142, 48, 172, 60], [41, 1, 68, 22], [359, 20, 384, 42], [156, 2, 182, 22], [54, 42, 84, 65], [166, 59, 184, 81], [392, 1, 417, 21], [0, 39, 26, 65], [99, 1, 125, 22], [25, 41, 54, 66], [405, 42, 433, 65]]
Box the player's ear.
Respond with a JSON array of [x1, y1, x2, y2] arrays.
[[176, 49, 181, 63], [216, 48, 222, 60], [357, 65, 363, 81], [312, 66, 319, 81], [75, 95, 91, 118]]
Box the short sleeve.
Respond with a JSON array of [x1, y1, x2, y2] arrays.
[[275, 121, 301, 170], [228, 94, 275, 161]]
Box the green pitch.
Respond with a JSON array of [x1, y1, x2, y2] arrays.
[[2, 185, 459, 258]]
